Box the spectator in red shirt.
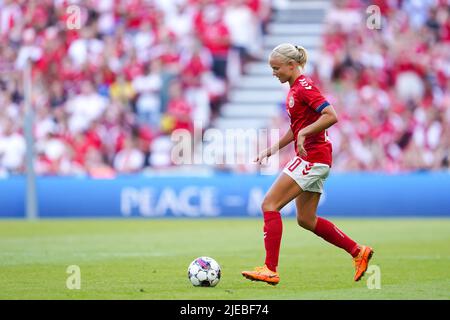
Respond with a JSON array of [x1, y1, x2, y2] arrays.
[[196, 4, 231, 80], [165, 80, 194, 133]]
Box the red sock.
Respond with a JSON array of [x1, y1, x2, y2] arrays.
[[263, 211, 283, 272], [314, 217, 360, 257]]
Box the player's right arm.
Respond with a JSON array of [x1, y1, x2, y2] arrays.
[[254, 128, 294, 164]]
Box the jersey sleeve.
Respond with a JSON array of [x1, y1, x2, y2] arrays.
[[301, 84, 330, 113]]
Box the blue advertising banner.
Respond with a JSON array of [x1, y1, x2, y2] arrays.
[[0, 172, 449, 218]]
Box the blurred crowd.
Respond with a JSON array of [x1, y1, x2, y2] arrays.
[[313, 0, 450, 172], [0, 0, 449, 176], [0, 0, 270, 177]]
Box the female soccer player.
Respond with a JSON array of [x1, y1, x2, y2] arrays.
[[242, 43, 374, 285]]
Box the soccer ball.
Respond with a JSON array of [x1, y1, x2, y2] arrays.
[[187, 256, 221, 287]]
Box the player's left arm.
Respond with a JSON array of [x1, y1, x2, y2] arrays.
[[296, 104, 338, 157]]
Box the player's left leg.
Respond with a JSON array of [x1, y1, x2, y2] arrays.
[[295, 192, 374, 281], [242, 173, 303, 285]]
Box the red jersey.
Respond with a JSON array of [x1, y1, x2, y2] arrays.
[[286, 75, 333, 166]]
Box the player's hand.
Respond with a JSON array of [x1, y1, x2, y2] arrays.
[[297, 134, 307, 158], [254, 149, 271, 165]]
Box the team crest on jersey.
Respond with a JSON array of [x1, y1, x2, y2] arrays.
[[288, 95, 295, 108]]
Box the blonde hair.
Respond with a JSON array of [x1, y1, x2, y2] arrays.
[[270, 43, 308, 68]]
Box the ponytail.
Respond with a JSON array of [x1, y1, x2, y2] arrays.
[[270, 43, 308, 68]]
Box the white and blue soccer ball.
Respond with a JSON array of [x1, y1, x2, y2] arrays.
[[188, 256, 221, 287]]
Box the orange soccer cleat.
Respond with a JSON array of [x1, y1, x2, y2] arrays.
[[241, 265, 280, 285], [353, 245, 374, 281]]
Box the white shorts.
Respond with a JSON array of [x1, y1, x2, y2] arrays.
[[282, 157, 330, 193]]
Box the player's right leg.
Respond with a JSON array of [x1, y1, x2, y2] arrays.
[[295, 191, 374, 282], [241, 172, 302, 285]]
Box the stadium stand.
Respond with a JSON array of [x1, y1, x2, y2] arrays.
[[0, 0, 449, 177]]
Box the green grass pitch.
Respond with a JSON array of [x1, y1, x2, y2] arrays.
[[0, 218, 449, 299]]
